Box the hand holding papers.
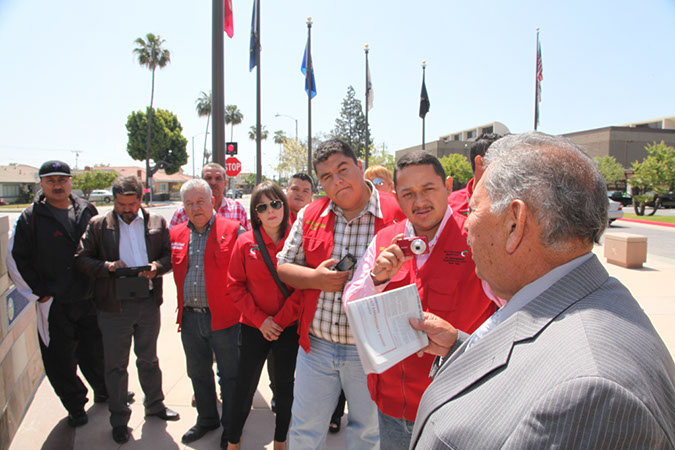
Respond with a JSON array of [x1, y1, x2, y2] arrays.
[[345, 284, 428, 374]]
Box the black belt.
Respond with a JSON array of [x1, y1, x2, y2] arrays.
[[184, 306, 209, 313]]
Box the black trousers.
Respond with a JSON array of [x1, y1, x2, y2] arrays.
[[39, 299, 106, 415], [228, 324, 299, 443]]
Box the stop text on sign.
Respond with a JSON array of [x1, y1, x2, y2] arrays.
[[225, 157, 242, 177]]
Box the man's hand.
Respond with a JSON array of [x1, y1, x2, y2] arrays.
[[410, 312, 459, 358], [312, 259, 350, 292], [260, 317, 283, 341], [370, 233, 413, 285], [106, 260, 127, 272], [139, 262, 158, 279]]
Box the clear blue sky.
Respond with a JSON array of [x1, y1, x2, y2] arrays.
[[1, 0, 674, 176]]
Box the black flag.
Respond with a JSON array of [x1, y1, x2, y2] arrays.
[[419, 73, 430, 119]]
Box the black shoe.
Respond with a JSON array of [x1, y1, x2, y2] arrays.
[[181, 424, 220, 444], [329, 418, 341, 434], [146, 407, 180, 421], [67, 411, 88, 427], [94, 391, 135, 404], [112, 426, 130, 444]]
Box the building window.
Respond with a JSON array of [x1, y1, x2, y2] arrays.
[[453, 134, 461, 141], [481, 126, 493, 134], [467, 130, 476, 140]]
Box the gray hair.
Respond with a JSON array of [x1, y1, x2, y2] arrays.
[[201, 162, 225, 178], [482, 131, 608, 247], [180, 179, 212, 202]]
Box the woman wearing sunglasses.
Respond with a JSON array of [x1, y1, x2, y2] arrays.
[[226, 181, 301, 450]]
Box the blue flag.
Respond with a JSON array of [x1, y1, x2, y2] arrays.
[[249, 0, 258, 71], [301, 43, 317, 98]]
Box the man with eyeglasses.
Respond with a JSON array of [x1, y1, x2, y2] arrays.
[[277, 139, 405, 449], [170, 179, 245, 446], [7, 160, 107, 428], [170, 162, 250, 231]]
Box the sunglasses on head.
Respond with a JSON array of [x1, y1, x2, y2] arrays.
[[256, 199, 283, 214], [372, 177, 384, 186]]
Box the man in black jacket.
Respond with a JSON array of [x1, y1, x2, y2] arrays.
[[7, 160, 107, 427]]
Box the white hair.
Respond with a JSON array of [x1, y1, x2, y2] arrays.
[[482, 131, 608, 247], [180, 179, 212, 202]]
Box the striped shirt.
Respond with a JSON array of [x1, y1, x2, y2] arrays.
[[182, 215, 215, 308], [277, 182, 383, 344]]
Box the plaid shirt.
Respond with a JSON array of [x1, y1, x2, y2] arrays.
[[170, 196, 250, 231], [182, 215, 215, 309], [277, 182, 382, 345]]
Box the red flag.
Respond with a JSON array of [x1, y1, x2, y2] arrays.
[[224, 0, 234, 38]]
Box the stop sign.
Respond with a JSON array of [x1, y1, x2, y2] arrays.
[[225, 157, 242, 177]]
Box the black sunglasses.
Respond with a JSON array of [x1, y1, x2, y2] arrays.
[[255, 199, 283, 214]]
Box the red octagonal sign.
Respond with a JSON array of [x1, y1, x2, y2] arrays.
[[225, 157, 242, 177]]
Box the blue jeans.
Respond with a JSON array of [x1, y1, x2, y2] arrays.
[[180, 308, 240, 432], [377, 409, 414, 450], [288, 335, 379, 449]]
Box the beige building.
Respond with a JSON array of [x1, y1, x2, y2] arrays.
[[395, 116, 675, 169], [0, 165, 39, 204]]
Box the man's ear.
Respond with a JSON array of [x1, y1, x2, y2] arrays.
[[505, 199, 527, 254], [357, 159, 364, 171]]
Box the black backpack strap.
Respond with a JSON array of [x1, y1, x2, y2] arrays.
[[254, 228, 291, 299]]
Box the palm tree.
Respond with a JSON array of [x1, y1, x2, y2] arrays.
[[273, 130, 286, 180], [195, 91, 211, 166], [225, 105, 244, 142], [133, 33, 171, 200], [249, 125, 269, 141]]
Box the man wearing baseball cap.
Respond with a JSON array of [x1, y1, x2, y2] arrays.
[[7, 160, 110, 427]]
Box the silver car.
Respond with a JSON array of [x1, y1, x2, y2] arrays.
[[89, 189, 113, 203], [608, 199, 623, 225]]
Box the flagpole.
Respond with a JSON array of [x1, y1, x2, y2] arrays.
[[534, 28, 540, 131], [365, 44, 370, 169], [306, 18, 313, 177], [212, 0, 225, 166], [422, 61, 426, 151], [255, 0, 262, 184]]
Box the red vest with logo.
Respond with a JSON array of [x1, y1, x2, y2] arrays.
[[368, 213, 495, 421], [296, 191, 405, 351], [170, 216, 241, 331]]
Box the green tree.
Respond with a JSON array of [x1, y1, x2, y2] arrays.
[[332, 86, 371, 159], [368, 144, 395, 173], [72, 170, 118, 199], [439, 154, 473, 185], [594, 156, 625, 186], [225, 105, 244, 141], [133, 33, 171, 192], [126, 108, 188, 175], [630, 141, 675, 215], [195, 91, 211, 166], [277, 138, 309, 178], [248, 125, 269, 141]]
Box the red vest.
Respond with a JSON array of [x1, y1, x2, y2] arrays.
[[296, 191, 405, 351], [447, 177, 474, 216], [367, 214, 495, 421], [170, 216, 241, 331]]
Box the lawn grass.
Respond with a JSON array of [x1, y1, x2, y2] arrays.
[[622, 213, 675, 224]]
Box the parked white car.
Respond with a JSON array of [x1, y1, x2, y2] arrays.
[[89, 189, 113, 203], [608, 199, 623, 225]]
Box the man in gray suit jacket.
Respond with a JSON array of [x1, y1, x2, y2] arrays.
[[409, 132, 675, 449]]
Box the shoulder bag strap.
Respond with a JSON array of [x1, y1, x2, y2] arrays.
[[254, 228, 291, 299]]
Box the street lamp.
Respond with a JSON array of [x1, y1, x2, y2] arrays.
[[275, 113, 298, 140], [191, 131, 209, 179]]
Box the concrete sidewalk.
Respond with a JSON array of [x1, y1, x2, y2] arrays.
[[9, 234, 675, 450]]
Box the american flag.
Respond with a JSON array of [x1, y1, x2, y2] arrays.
[[534, 30, 543, 130]]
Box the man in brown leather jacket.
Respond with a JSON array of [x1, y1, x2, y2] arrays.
[[75, 175, 179, 444]]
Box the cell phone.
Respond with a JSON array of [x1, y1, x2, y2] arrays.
[[114, 265, 151, 278], [334, 253, 356, 272]]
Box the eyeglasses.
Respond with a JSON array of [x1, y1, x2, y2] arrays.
[[255, 199, 283, 214], [372, 177, 384, 186]]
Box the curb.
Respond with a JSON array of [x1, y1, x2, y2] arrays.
[[618, 218, 675, 228]]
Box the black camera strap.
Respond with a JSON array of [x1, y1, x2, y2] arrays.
[[253, 228, 291, 299]]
